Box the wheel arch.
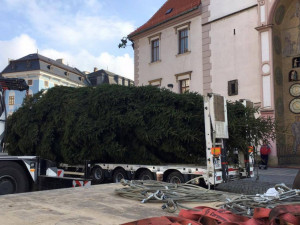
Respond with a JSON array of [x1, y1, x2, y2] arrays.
[[0, 160, 34, 191], [163, 169, 181, 182], [134, 168, 152, 179], [1, 160, 34, 182], [113, 166, 127, 174]]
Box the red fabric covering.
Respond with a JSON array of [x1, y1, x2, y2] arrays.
[[260, 145, 271, 155], [129, 0, 201, 37], [122, 216, 199, 225], [122, 205, 300, 225]]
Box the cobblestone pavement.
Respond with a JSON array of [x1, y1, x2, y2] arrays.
[[216, 167, 299, 195]]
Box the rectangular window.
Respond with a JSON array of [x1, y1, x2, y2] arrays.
[[44, 81, 49, 88], [228, 80, 238, 96], [179, 29, 188, 54], [151, 39, 159, 62], [27, 80, 33, 86], [9, 96, 15, 105], [180, 79, 190, 93]]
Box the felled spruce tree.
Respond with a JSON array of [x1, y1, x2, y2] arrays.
[[6, 85, 275, 165]]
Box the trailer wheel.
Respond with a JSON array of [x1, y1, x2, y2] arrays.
[[166, 171, 184, 184], [91, 166, 105, 184], [138, 170, 154, 180], [0, 161, 29, 195], [113, 169, 127, 183]]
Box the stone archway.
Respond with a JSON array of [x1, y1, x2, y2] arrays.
[[271, 0, 300, 165]]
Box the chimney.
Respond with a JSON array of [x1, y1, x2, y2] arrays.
[[56, 58, 64, 64], [94, 67, 98, 72]]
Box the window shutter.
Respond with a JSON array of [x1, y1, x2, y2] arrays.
[[228, 81, 232, 96], [235, 80, 238, 95]]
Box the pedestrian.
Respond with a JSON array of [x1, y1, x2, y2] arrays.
[[259, 143, 271, 169]]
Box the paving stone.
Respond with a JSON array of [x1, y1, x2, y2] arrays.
[[216, 167, 299, 195]]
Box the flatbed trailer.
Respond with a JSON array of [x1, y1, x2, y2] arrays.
[[61, 163, 223, 185]]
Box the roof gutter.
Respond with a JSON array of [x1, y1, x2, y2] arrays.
[[128, 5, 201, 39]]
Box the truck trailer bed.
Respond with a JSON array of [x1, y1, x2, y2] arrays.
[[0, 183, 229, 225]]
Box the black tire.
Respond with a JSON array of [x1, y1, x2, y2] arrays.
[[198, 178, 209, 188], [166, 171, 185, 184], [91, 166, 105, 184], [113, 169, 128, 183], [138, 170, 154, 180], [0, 161, 30, 195]]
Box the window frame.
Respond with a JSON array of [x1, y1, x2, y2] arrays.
[[27, 79, 33, 86], [44, 80, 49, 88], [8, 96, 15, 105], [228, 79, 238, 96], [151, 39, 160, 63], [179, 78, 190, 94], [178, 28, 189, 54]]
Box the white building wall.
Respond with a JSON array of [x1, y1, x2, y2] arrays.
[[137, 16, 203, 93], [209, 0, 258, 21], [210, 7, 261, 103]]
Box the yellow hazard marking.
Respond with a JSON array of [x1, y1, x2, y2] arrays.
[[30, 169, 35, 172]]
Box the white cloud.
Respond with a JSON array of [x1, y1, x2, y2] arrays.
[[0, 1, 135, 80], [0, 34, 38, 69], [41, 49, 134, 80], [0, 34, 134, 80], [4, 0, 135, 48]]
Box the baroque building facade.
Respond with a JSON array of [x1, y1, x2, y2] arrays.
[[128, 0, 300, 166], [1, 53, 88, 115], [88, 68, 134, 86], [1, 53, 134, 115]]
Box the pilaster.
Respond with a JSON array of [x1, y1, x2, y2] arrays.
[[133, 40, 140, 86], [201, 0, 212, 94]]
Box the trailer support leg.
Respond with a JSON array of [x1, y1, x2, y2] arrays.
[[84, 160, 91, 180]]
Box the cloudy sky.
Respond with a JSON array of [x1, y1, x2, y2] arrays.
[[0, 0, 166, 80]]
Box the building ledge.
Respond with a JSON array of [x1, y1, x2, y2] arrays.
[[255, 24, 273, 31], [149, 60, 161, 65], [176, 51, 191, 57], [260, 108, 275, 113]]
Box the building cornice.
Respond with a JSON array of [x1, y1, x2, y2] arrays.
[[129, 8, 201, 41], [202, 4, 258, 26], [255, 24, 273, 31], [2, 70, 84, 87]]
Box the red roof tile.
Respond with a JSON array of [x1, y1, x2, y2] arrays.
[[129, 0, 201, 38]]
